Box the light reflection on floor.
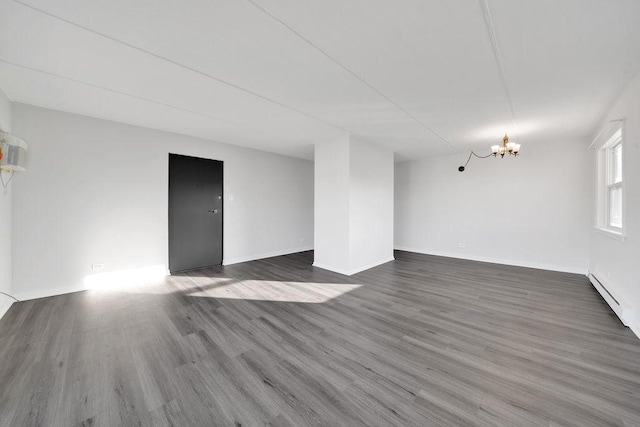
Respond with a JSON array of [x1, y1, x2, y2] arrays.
[[180, 279, 361, 303], [83, 265, 360, 303]]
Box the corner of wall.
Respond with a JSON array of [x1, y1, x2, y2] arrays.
[[0, 295, 14, 320], [631, 316, 640, 340]]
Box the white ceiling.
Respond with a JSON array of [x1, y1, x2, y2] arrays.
[[1, 0, 639, 161]]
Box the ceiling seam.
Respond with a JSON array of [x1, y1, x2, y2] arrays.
[[13, 0, 367, 138], [246, 0, 458, 152], [479, 0, 521, 142], [0, 58, 268, 132]]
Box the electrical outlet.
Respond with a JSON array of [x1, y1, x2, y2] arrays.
[[458, 243, 466, 248], [91, 263, 104, 271]]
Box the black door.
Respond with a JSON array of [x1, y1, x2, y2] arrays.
[[168, 154, 223, 272]]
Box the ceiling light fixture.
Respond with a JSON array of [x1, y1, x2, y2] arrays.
[[458, 133, 521, 172], [491, 133, 520, 157]]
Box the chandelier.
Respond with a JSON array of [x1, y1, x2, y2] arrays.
[[491, 133, 520, 157], [458, 133, 522, 172]]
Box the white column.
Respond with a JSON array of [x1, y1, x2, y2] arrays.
[[0, 89, 13, 319], [314, 136, 394, 275]]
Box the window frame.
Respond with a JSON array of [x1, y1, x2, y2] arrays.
[[594, 121, 625, 241], [605, 137, 623, 230]]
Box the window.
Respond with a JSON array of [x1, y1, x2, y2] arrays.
[[595, 124, 624, 238]]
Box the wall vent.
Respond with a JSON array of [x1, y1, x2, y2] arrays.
[[589, 272, 636, 326]]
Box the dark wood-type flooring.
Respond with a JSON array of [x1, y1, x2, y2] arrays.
[[1, 250, 639, 426]]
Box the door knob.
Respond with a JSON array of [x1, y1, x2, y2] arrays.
[[208, 209, 219, 214]]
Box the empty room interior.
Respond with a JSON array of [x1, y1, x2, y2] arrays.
[[1, 0, 640, 425]]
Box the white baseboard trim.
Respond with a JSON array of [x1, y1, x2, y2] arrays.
[[13, 249, 316, 301], [348, 256, 396, 275], [588, 271, 636, 327], [14, 285, 86, 302], [313, 256, 395, 276], [15, 265, 171, 301], [394, 246, 587, 275], [0, 296, 14, 320], [223, 246, 314, 266]]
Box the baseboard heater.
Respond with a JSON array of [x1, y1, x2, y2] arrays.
[[589, 272, 636, 326]]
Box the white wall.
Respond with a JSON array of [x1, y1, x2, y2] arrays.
[[349, 137, 394, 271], [11, 104, 314, 300], [314, 137, 351, 273], [0, 89, 12, 317], [590, 73, 640, 336], [395, 137, 591, 274], [314, 136, 394, 275]]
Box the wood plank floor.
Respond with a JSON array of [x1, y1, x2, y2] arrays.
[[1, 250, 639, 426]]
